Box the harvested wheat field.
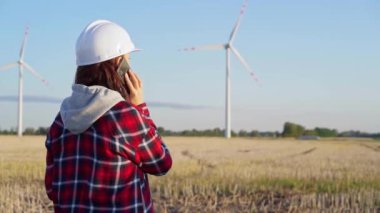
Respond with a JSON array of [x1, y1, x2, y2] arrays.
[[0, 136, 379, 212]]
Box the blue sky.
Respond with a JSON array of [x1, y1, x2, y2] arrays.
[[0, 0, 379, 132]]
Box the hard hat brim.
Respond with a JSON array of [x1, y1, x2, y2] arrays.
[[131, 48, 142, 52]]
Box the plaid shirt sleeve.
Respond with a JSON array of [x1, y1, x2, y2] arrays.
[[109, 102, 172, 176], [44, 133, 55, 201]]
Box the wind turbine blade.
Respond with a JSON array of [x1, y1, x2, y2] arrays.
[[230, 46, 259, 83], [19, 26, 29, 61], [0, 63, 18, 71], [22, 62, 49, 86], [178, 44, 224, 52], [229, 0, 248, 43]]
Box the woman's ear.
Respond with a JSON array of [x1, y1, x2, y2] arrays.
[[115, 56, 123, 66]]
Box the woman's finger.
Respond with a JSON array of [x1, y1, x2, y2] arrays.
[[133, 71, 142, 88], [124, 73, 135, 93], [129, 70, 139, 89]]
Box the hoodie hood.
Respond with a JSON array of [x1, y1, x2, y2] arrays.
[[60, 84, 125, 134]]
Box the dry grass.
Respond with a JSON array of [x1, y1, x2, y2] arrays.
[[0, 136, 379, 212]]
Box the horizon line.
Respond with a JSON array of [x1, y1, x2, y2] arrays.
[[0, 95, 215, 110]]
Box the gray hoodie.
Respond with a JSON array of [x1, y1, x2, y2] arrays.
[[60, 84, 125, 134]]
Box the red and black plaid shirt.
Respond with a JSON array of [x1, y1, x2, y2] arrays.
[[44, 101, 172, 212]]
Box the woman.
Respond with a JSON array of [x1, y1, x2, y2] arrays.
[[44, 20, 172, 212]]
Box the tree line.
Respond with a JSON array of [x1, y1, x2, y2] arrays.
[[157, 127, 281, 138], [0, 127, 49, 135], [281, 122, 380, 138], [0, 122, 379, 139]]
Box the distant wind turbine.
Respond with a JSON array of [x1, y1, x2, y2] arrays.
[[0, 27, 49, 137], [179, 0, 259, 138]]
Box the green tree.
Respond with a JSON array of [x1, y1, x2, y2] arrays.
[[238, 130, 248, 137], [36, 127, 49, 135], [157, 126, 165, 135], [23, 127, 36, 135], [249, 130, 259, 137], [282, 122, 305, 137], [303, 129, 317, 136], [314, 127, 338, 137]]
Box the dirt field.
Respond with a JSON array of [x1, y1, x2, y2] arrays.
[[0, 136, 379, 212]]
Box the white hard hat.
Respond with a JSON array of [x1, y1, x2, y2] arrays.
[[75, 20, 140, 66]]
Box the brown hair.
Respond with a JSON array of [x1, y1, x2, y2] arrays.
[[75, 58, 129, 99]]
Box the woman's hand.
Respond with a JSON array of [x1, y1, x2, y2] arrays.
[[125, 70, 144, 105]]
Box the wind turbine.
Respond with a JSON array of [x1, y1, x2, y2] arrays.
[[179, 0, 259, 138], [0, 27, 49, 137]]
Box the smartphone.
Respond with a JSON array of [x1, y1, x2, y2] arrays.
[[116, 58, 131, 94]]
